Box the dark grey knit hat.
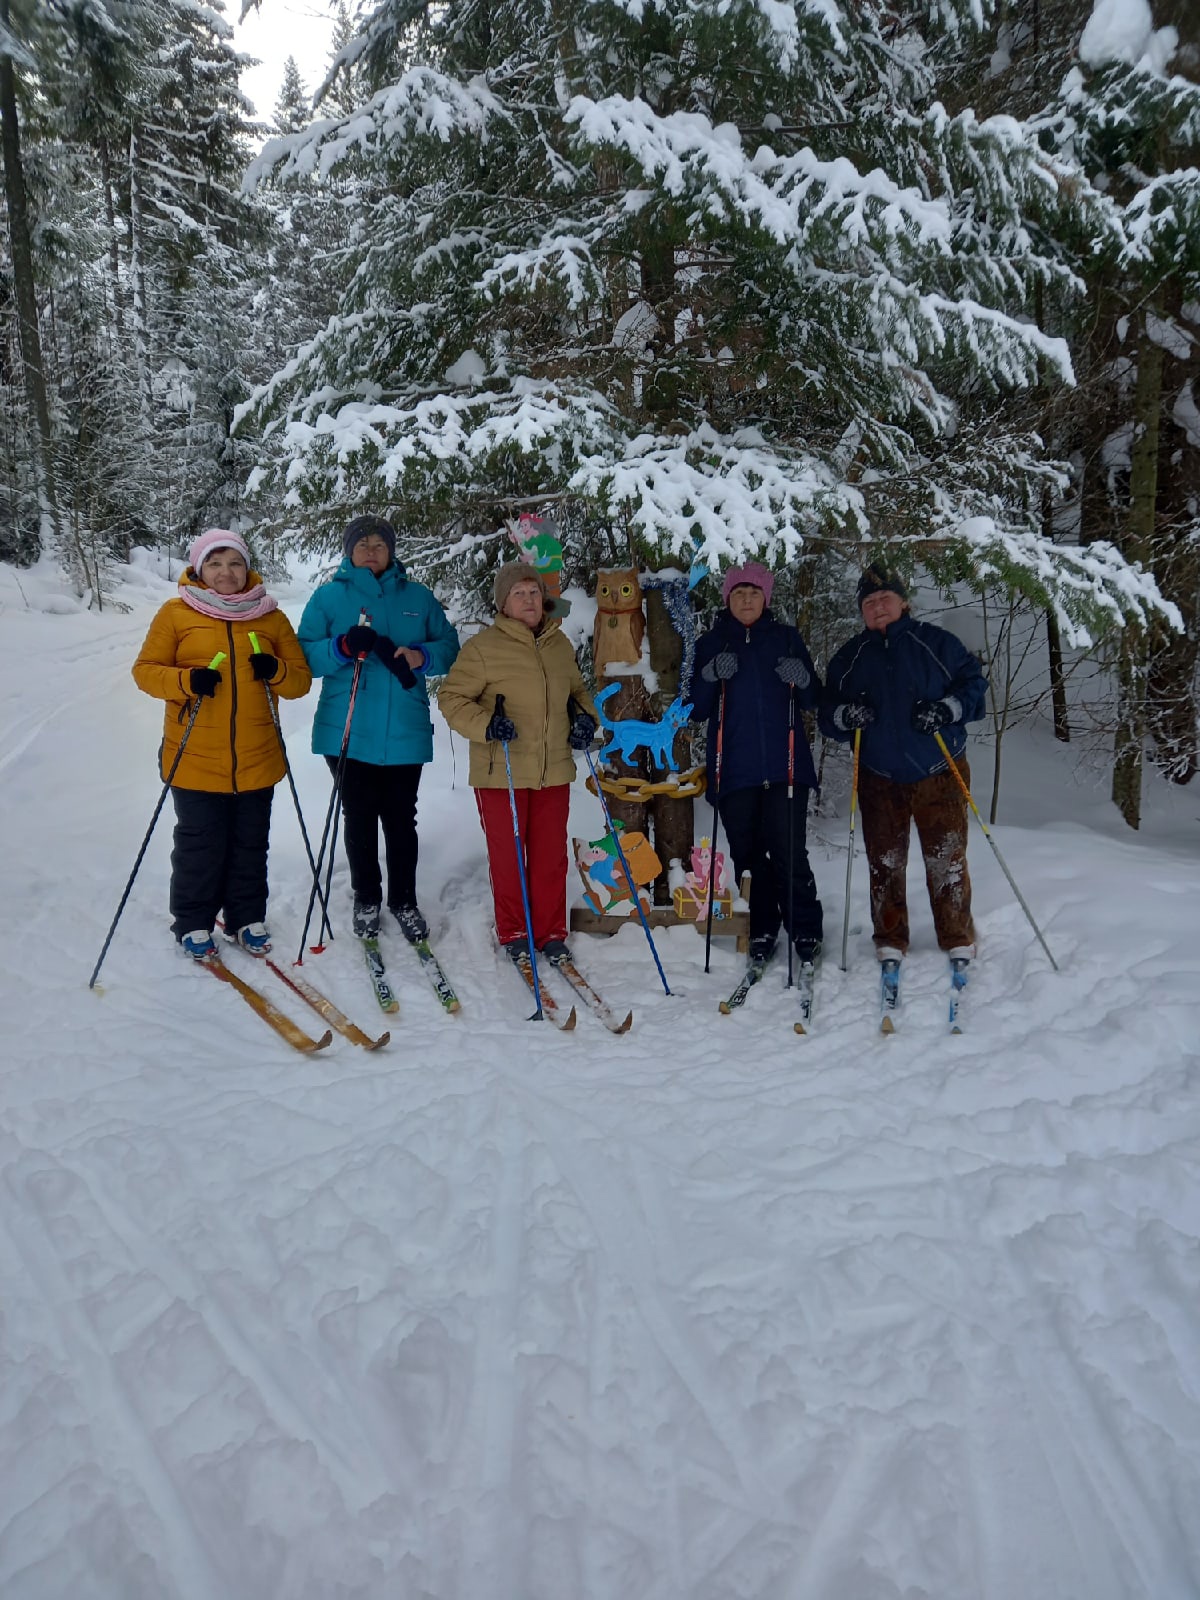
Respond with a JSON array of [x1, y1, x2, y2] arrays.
[[856, 565, 909, 608], [343, 514, 397, 561]]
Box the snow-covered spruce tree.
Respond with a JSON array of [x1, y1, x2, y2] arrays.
[[1043, 0, 1200, 820], [240, 0, 1173, 644]]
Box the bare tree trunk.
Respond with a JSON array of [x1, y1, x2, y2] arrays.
[[1112, 301, 1164, 829], [1046, 608, 1069, 742], [0, 0, 61, 560], [98, 133, 125, 336]]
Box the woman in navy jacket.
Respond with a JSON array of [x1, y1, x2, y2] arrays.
[[819, 567, 987, 966], [691, 562, 823, 965], [299, 515, 460, 941]]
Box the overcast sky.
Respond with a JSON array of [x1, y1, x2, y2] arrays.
[[234, 0, 338, 125]]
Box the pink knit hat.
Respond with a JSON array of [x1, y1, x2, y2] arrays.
[[189, 527, 251, 573], [722, 562, 774, 608]]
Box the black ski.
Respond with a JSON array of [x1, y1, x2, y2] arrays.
[[361, 937, 400, 1014], [719, 955, 770, 1014], [792, 959, 818, 1035]]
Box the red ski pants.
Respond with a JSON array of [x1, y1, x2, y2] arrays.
[[475, 784, 571, 948]]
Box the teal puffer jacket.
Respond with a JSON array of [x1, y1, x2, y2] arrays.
[[299, 559, 460, 766]]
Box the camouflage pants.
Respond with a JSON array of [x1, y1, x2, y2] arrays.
[[858, 761, 975, 954]]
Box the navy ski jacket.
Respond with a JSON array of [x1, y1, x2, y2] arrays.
[[690, 609, 821, 798], [819, 611, 987, 782]]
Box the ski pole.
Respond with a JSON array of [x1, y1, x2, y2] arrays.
[[703, 681, 726, 974], [297, 612, 370, 961], [498, 695, 544, 1020], [581, 742, 673, 996], [89, 651, 226, 990], [933, 730, 1059, 972], [786, 685, 795, 990], [839, 727, 861, 972], [250, 630, 333, 944]]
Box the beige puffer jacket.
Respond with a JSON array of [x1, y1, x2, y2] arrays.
[[437, 614, 598, 789]]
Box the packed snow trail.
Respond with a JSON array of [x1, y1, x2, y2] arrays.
[[2, 568, 1199, 1599]]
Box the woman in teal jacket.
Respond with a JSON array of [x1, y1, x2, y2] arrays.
[[299, 515, 460, 942]]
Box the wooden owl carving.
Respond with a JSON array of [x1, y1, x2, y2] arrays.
[[593, 567, 645, 674]]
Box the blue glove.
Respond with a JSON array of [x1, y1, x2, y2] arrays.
[[486, 694, 517, 742], [568, 711, 597, 751]]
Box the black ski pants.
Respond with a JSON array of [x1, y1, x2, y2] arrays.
[[718, 781, 823, 949], [326, 756, 422, 910], [170, 786, 274, 939]]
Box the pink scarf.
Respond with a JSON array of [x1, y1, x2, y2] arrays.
[[178, 571, 278, 623]]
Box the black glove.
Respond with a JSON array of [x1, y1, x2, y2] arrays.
[[701, 650, 739, 684], [486, 694, 517, 743], [189, 666, 221, 698], [340, 624, 377, 657], [249, 652, 278, 682], [374, 635, 417, 688], [913, 697, 955, 734], [836, 697, 875, 731], [568, 711, 597, 751], [775, 657, 811, 689]]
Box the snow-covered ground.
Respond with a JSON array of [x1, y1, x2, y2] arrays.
[[2, 557, 1199, 1600]]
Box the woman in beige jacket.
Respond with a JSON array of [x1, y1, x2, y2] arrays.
[[438, 564, 598, 962]]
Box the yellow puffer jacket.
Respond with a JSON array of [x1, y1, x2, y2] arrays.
[[437, 614, 597, 789], [132, 578, 312, 793]]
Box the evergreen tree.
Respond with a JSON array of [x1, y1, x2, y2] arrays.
[[273, 55, 309, 137], [242, 0, 1172, 647]]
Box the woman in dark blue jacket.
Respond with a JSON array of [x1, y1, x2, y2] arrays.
[[299, 515, 460, 942], [691, 562, 823, 966], [819, 567, 987, 967]]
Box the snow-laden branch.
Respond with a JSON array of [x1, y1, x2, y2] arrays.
[[243, 68, 505, 190], [944, 516, 1179, 645], [569, 421, 865, 565], [566, 94, 954, 251]]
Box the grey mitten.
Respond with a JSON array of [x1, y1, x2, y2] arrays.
[[701, 650, 739, 684], [775, 657, 810, 689]]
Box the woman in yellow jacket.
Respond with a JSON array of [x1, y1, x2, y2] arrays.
[[132, 529, 311, 958], [438, 563, 598, 963]]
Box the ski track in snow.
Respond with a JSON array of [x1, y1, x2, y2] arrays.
[[2, 595, 1199, 1599]]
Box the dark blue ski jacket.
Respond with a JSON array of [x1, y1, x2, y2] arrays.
[[690, 609, 821, 798], [818, 611, 987, 782]]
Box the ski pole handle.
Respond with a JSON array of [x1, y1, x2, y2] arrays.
[[210, 652, 226, 668], [249, 631, 260, 653]]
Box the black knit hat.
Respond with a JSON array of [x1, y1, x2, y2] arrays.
[[343, 514, 397, 561], [855, 565, 909, 608]]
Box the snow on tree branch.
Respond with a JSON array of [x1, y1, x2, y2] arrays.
[[243, 68, 505, 189]]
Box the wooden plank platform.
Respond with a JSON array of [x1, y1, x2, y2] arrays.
[[570, 874, 751, 953]]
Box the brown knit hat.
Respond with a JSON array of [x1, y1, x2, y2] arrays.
[[494, 562, 548, 612]]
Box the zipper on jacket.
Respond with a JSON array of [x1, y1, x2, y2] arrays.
[[227, 621, 239, 793]]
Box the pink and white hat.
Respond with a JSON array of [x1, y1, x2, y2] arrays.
[[722, 561, 775, 608], [189, 527, 251, 573]]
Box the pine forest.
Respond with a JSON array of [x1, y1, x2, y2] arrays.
[[2, 0, 1198, 828]]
